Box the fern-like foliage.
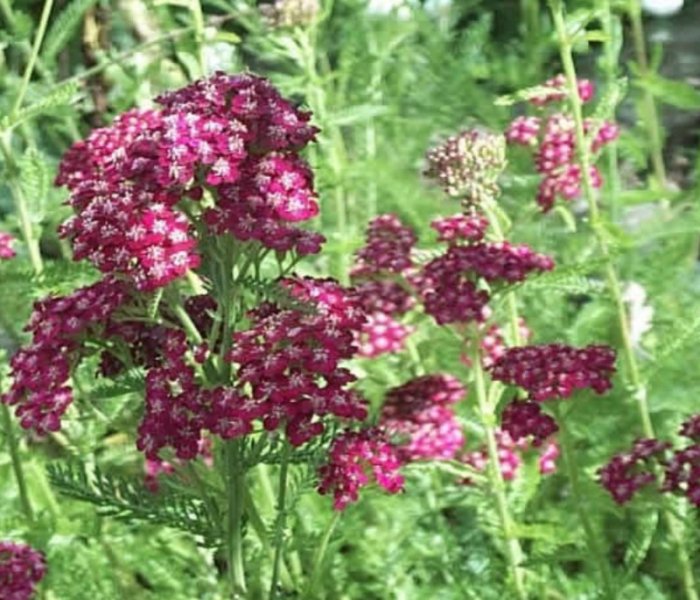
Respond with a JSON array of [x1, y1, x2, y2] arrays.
[[47, 462, 219, 545], [41, 0, 100, 65]]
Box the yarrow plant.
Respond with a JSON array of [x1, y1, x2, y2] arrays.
[[0, 232, 16, 259], [0, 73, 404, 597]]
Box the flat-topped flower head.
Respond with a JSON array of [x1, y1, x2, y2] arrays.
[[490, 344, 616, 401]]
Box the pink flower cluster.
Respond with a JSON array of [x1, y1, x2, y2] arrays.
[[431, 213, 488, 244], [2, 278, 128, 434], [530, 74, 595, 106], [506, 76, 619, 212], [317, 429, 404, 510], [380, 374, 466, 462], [480, 319, 531, 368], [0, 541, 46, 600], [0, 232, 16, 259], [600, 415, 700, 506], [56, 73, 323, 290], [489, 344, 616, 401], [226, 278, 368, 447], [463, 430, 559, 482], [356, 312, 414, 358]]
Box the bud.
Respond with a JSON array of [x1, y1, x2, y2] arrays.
[[425, 128, 507, 207], [261, 0, 320, 28]]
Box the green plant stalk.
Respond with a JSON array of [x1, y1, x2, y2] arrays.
[[555, 407, 616, 598], [626, 0, 667, 186], [11, 0, 54, 118], [2, 404, 35, 524], [298, 27, 349, 237], [471, 347, 526, 599], [550, 5, 698, 599], [189, 0, 206, 75], [269, 441, 292, 599], [225, 440, 247, 598], [0, 135, 44, 274], [305, 511, 341, 597], [597, 0, 623, 221], [482, 200, 523, 346]]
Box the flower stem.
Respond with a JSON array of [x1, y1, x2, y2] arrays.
[[471, 346, 526, 599], [269, 440, 292, 599], [555, 406, 616, 599], [11, 0, 54, 118], [549, 4, 698, 598], [305, 511, 341, 597], [626, 0, 667, 186], [1, 404, 35, 524], [0, 135, 44, 275], [225, 440, 247, 598]]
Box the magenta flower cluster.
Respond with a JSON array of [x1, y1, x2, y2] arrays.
[[318, 429, 404, 510], [56, 73, 322, 291], [599, 414, 700, 506], [380, 374, 466, 462], [490, 344, 616, 402], [3, 278, 128, 434], [506, 75, 619, 212], [0, 232, 16, 259], [0, 541, 46, 600]]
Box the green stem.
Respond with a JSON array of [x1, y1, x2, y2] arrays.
[[626, 0, 667, 186], [269, 441, 292, 599], [549, 5, 698, 598], [0, 135, 44, 274], [225, 440, 247, 598], [306, 511, 341, 597], [2, 404, 35, 524], [471, 346, 526, 599], [189, 0, 206, 75], [11, 0, 54, 118], [168, 295, 204, 344], [597, 0, 623, 222], [556, 407, 616, 599]]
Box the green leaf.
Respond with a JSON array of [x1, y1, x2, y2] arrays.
[[18, 148, 50, 222], [618, 187, 681, 206], [632, 69, 700, 110], [1, 82, 79, 131], [623, 511, 658, 579], [41, 0, 100, 64], [327, 104, 390, 127]]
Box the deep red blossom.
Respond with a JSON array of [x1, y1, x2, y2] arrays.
[[318, 429, 404, 510], [226, 278, 368, 446], [598, 438, 670, 504], [680, 414, 700, 442], [662, 444, 700, 506], [2, 278, 128, 434], [354, 214, 416, 274], [352, 279, 415, 316], [0, 541, 46, 600], [57, 73, 323, 290], [490, 344, 616, 401], [380, 374, 466, 462], [500, 399, 558, 445], [0, 232, 16, 259]]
